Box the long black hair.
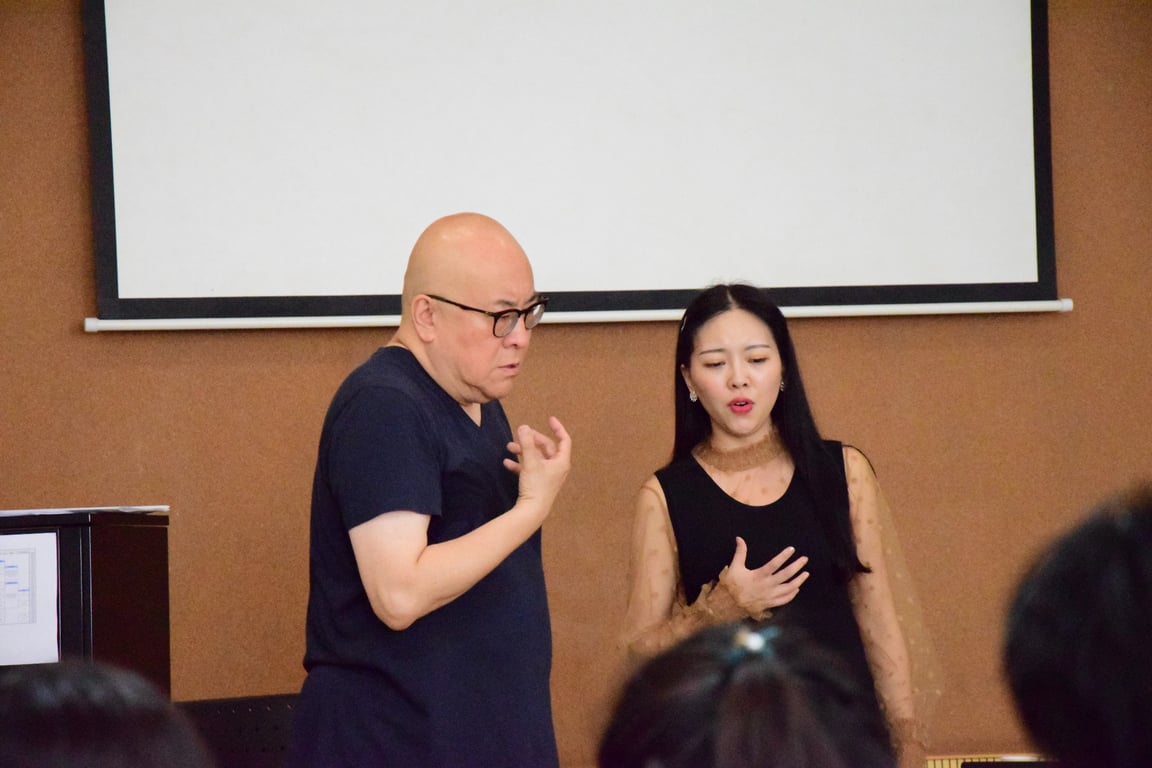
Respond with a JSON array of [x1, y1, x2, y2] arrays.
[[669, 284, 867, 579]]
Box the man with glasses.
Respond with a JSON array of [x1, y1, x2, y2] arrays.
[[288, 213, 573, 768]]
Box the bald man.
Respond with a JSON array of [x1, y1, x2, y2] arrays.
[[287, 213, 572, 768]]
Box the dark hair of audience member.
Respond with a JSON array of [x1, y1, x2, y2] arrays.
[[0, 658, 216, 768], [599, 622, 895, 768], [1004, 483, 1152, 768]]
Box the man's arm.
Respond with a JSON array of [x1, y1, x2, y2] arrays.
[[349, 417, 571, 630]]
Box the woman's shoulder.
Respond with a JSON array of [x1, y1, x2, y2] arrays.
[[639, 473, 664, 495], [804, 437, 849, 472], [805, 440, 879, 497], [838, 443, 877, 477], [634, 474, 670, 521], [654, 454, 700, 480], [815, 439, 871, 468]]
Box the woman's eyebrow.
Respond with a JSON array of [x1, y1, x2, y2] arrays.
[[695, 342, 774, 355]]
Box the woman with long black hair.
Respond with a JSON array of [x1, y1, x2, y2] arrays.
[[622, 284, 933, 766]]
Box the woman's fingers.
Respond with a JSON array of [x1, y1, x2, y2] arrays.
[[729, 537, 753, 572], [774, 555, 809, 583], [762, 545, 797, 572]]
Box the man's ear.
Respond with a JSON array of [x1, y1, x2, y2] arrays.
[[410, 295, 438, 342]]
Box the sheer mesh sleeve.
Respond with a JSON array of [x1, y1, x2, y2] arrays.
[[844, 447, 944, 767], [621, 477, 749, 661]]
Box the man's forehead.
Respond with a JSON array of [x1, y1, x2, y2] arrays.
[[489, 291, 542, 309], [459, 264, 536, 307]]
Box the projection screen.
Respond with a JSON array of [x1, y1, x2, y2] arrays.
[[82, 0, 1058, 329]]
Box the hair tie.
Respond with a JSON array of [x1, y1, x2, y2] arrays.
[[727, 625, 779, 666]]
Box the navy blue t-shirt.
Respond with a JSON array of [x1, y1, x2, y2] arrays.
[[287, 346, 557, 768]]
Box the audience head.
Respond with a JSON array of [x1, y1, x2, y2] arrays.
[[0, 659, 216, 768], [599, 622, 895, 768], [1004, 483, 1152, 768], [395, 212, 543, 405], [671, 284, 819, 462]]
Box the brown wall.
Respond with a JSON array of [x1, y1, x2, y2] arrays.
[[2, 3, 1150, 764]]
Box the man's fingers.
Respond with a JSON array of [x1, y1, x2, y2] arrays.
[[548, 416, 571, 449], [515, 426, 542, 457], [514, 423, 568, 463], [533, 432, 558, 458]]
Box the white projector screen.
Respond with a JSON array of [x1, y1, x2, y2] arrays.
[[82, 0, 1055, 326]]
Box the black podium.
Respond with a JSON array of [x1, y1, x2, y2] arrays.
[[0, 509, 170, 694]]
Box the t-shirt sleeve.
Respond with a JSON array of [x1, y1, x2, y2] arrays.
[[326, 385, 441, 530]]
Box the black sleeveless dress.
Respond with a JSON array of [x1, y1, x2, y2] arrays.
[[655, 440, 878, 703]]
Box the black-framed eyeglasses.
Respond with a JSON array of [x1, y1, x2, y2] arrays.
[[427, 294, 549, 338]]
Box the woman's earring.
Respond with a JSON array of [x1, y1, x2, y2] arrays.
[[689, 391, 698, 402], [779, 381, 785, 392]]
